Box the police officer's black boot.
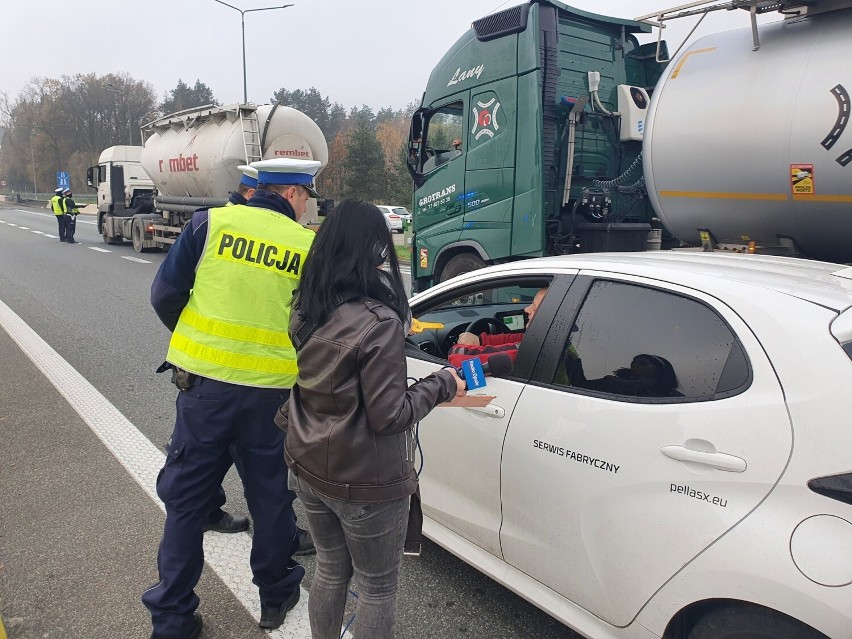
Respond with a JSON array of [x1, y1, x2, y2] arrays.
[[259, 588, 300, 630], [203, 509, 249, 533]]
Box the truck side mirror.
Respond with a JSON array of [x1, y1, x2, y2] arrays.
[[86, 166, 97, 189], [407, 110, 427, 188]]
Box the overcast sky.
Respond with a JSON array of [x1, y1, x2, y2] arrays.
[[2, 1, 778, 111]]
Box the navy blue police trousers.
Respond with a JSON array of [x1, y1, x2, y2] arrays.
[[142, 376, 303, 637], [55, 214, 67, 241]]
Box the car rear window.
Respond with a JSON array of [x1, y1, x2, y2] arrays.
[[553, 280, 750, 401]]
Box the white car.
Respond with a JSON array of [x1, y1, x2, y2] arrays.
[[376, 205, 410, 233], [405, 252, 852, 639]]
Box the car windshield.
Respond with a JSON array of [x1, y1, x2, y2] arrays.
[[433, 285, 541, 310]]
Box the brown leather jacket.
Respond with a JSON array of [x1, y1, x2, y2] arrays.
[[276, 297, 457, 503]]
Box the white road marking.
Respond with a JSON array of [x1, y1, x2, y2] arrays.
[[8, 209, 95, 224], [0, 296, 332, 639], [18, 226, 30, 230], [7, 223, 18, 227], [88, 247, 111, 253], [121, 256, 152, 264], [31, 230, 45, 235], [45, 234, 58, 239]]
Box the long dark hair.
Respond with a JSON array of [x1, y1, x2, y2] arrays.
[[294, 199, 409, 326]]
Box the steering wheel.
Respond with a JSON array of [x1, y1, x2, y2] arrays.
[[464, 317, 510, 338]]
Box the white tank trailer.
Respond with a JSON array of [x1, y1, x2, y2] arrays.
[[644, 6, 852, 262], [96, 103, 328, 252]]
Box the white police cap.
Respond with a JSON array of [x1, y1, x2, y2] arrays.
[[236, 164, 259, 188], [251, 158, 322, 198]]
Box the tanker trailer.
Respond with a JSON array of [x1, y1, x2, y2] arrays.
[[98, 103, 328, 252], [643, 3, 852, 263]]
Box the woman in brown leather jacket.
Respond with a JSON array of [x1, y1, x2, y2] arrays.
[[276, 199, 465, 639]]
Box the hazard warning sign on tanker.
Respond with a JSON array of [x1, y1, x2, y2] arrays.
[[790, 164, 815, 195]]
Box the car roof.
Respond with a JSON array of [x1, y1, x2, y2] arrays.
[[445, 252, 852, 312]]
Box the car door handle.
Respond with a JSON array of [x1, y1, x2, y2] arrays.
[[465, 404, 505, 418], [660, 445, 747, 473]]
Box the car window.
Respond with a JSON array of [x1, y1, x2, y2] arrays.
[[391, 207, 410, 217], [408, 279, 551, 361], [553, 280, 749, 401], [435, 284, 541, 309]]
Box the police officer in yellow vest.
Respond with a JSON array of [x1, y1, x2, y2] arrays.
[[194, 162, 316, 552], [145, 158, 321, 639], [195, 163, 258, 535], [50, 188, 67, 241], [62, 188, 79, 244], [227, 164, 257, 206]]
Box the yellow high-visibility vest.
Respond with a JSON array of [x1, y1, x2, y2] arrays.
[[166, 204, 314, 388], [51, 195, 65, 215]]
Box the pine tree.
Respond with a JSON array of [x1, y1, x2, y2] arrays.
[[344, 120, 386, 202]]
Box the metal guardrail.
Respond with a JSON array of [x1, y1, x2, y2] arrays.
[[0, 192, 96, 206]]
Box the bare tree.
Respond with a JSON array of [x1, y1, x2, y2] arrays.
[[0, 73, 156, 195]]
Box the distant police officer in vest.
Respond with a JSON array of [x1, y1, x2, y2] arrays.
[[50, 188, 67, 241], [144, 158, 322, 639], [62, 189, 79, 244]]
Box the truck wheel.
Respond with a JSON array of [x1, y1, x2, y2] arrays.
[[103, 228, 122, 246], [440, 253, 486, 282], [131, 218, 151, 253], [687, 603, 826, 639]]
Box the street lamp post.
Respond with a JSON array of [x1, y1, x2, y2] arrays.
[[107, 83, 133, 145], [212, 1, 294, 104], [30, 128, 38, 196]]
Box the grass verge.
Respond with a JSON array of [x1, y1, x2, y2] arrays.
[[395, 245, 411, 264]]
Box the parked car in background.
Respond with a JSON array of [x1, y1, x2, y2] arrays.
[[404, 252, 852, 639], [396, 208, 412, 225], [376, 205, 410, 233]]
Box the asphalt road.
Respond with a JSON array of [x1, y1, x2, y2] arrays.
[[0, 202, 578, 639]]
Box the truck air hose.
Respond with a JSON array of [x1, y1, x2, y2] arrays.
[[594, 152, 643, 191]]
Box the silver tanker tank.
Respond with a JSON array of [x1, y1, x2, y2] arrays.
[[644, 8, 852, 262], [140, 103, 328, 198]]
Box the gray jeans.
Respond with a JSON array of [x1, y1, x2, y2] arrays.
[[290, 473, 409, 639]]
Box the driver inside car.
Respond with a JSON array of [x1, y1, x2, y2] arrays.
[[447, 287, 548, 369]]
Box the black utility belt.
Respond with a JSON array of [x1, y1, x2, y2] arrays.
[[156, 362, 198, 391]]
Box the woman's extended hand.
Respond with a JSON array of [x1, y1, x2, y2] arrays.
[[448, 368, 467, 397]]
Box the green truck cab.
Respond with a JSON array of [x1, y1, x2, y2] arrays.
[[407, 1, 667, 292]]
